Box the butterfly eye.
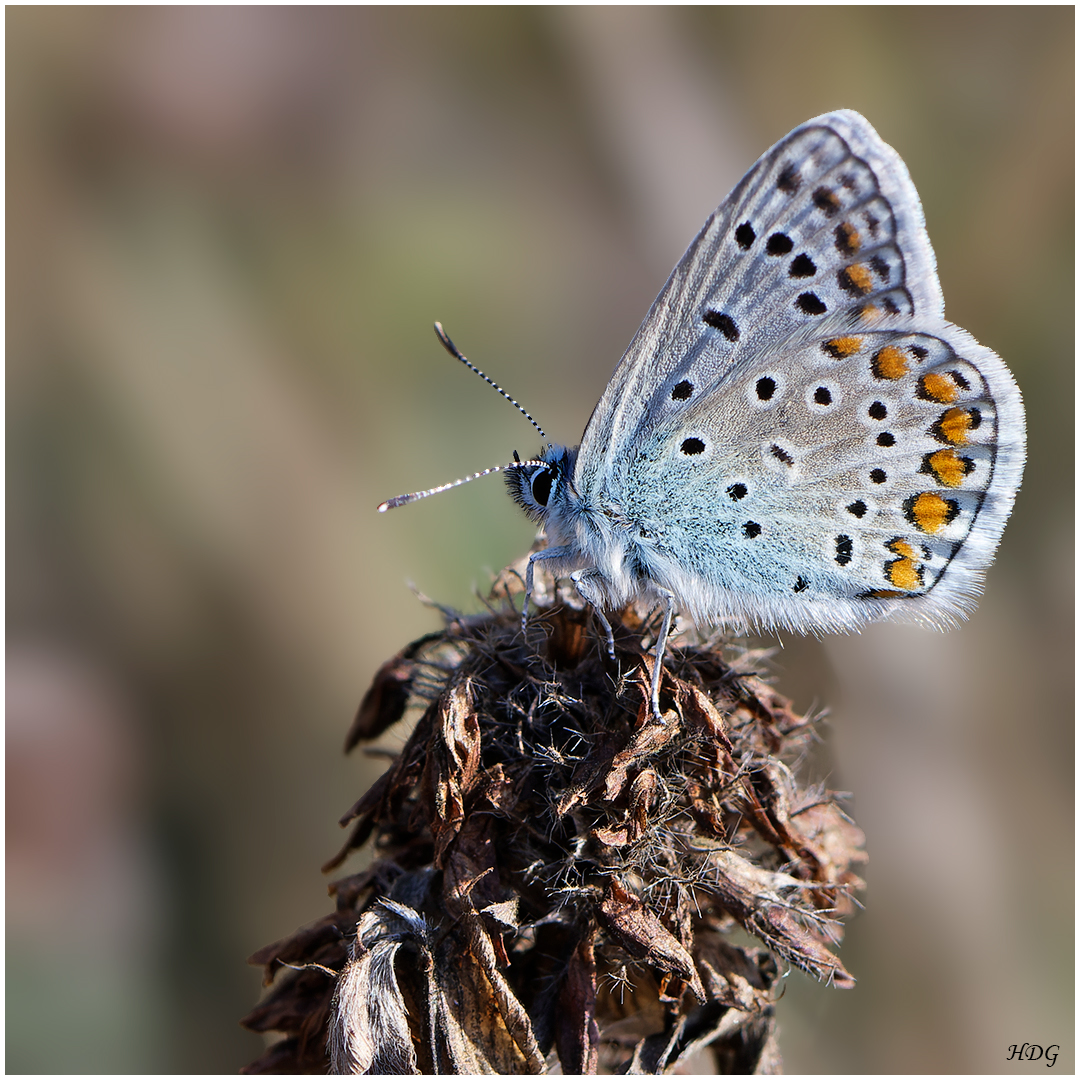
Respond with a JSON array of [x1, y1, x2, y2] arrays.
[[531, 468, 554, 507]]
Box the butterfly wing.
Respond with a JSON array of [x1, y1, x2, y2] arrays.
[[615, 320, 1023, 632], [577, 111, 942, 478], [573, 110, 1024, 632]]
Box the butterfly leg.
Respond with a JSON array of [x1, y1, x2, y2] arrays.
[[523, 545, 577, 639], [569, 570, 616, 660], [650, 589, 676, 721]]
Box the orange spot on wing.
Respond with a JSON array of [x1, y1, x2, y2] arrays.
[[935, 407, 974, 445], [884, 539, 923, 590], [906, 492, 958, 534], [871, 345, 909, 380], [835, 222, 861, 254], [840, 263, 874, 295], [814, 186, 841, 214], [823, 336, 862, 358], [918, 371, 959, 403], [925, 448, 973, 487], [885, 558, 921, 590]]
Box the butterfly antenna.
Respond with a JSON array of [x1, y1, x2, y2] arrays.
[[434, 322, 547, 442], [379, 457, 547, 512]]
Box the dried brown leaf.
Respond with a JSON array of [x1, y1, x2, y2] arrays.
[[601, 719, 679, 802], [428, 680, 483, 866], [598, 878, 706, 1004], [344, 638, 430, 750], [556, 939, 600, 1075], [428, 927, 545, 1074], [247, 912, 346, 985], [673, 679, 733, 753], [707, 850, 855, 988]]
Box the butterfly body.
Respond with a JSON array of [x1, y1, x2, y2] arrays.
[[503, 111, 1024, 713]]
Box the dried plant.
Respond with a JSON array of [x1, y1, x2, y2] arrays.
[[242, 557, 866, 1074]]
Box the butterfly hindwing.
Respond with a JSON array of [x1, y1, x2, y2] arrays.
[[611, 315, 1023, 631]]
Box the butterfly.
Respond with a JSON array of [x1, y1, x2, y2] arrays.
[[385, 111, 1026, 720]]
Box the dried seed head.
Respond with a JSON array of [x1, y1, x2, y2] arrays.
[[242, 558, 867, 1074]]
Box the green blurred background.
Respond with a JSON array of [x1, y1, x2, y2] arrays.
[[7, 7, 1072, 1073]]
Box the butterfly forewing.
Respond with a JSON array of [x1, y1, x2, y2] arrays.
[[576, 111, 944, 497]]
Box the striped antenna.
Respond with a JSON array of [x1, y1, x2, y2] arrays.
[[434, 322, 547, 442], [378, 457, 548, 512]]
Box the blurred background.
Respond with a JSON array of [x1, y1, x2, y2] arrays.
[[6, 7, 1072, 1073]]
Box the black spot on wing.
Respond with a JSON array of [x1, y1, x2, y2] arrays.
[[703, 310, 739, 341], [813, 186, 841, 216], [766, 232, 794, 256], [796, 292, 827, 315], [777, 163, 801, 193]]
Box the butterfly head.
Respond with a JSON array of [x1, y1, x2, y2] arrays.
[[506, 445, 575, 524]]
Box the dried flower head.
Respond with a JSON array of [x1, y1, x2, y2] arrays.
[[242, 557, 866, 1074]]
